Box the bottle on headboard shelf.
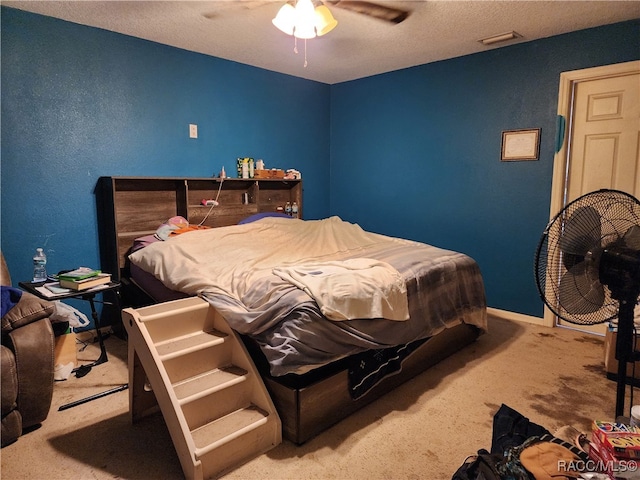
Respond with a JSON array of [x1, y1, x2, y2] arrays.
[[285, 202, 292, 217], [292, 202, 299, 218]]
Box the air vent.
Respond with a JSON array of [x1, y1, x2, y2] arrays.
[[479, 31, 522, 46]]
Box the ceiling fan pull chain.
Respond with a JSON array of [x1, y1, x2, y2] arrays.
[[292, 35, 308, 68], [304, 39, 308, 68]]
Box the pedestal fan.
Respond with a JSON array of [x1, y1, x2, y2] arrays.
[[534, 189, 640, 417]]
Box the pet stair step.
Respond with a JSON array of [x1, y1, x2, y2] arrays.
[[122, 297, 281, 480], [155, 328, 228, 360], [173, 366, 248, 404], [191, 405, 270, 458]]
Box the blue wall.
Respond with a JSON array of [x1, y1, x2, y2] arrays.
[[1, 7, 330, 289], [1, 7, 638, 320], [330, 20, 640, 317]]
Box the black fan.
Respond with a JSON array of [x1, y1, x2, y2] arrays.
[[534, 189, 640, 417]]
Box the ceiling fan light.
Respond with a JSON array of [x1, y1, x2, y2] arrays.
[[272, 3, 296, 36], [293, 0, 317, 39], [294, 23, 316, 39], [295, 0, 315, 16], [314, 5, 337, 37]]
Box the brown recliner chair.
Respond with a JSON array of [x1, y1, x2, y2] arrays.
[[1, 252, 55, 447]]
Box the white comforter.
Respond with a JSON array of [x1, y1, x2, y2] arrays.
[[129, 216, 411, 318]]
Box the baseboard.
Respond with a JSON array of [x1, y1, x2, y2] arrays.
[[487, 307, 545, 327]]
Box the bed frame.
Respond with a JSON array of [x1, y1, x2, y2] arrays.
[[96, 176, 483, 444]]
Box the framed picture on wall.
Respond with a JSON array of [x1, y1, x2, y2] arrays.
[[501, 128, 541, 161]]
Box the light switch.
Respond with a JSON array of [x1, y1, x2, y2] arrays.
[[189, 124, 198, 139]]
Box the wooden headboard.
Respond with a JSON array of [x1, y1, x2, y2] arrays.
[[96, 176, 302, 281]]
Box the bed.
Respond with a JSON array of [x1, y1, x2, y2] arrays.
[[96, 176, 487, 444]]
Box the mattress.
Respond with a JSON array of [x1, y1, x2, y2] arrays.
[[128, 216, 487, 376]]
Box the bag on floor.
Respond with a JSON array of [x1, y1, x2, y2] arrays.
[[451, 449, 503, 480], [491, 404, 549, 455], [452, 404, 549, 480]]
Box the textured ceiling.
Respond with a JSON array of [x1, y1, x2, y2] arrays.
[[3, 0, 640, 84]]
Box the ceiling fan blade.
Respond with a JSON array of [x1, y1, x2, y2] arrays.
[[202, 1, 272, 19], [558, 205, 602, 256], [326, 1, 410, 24], [558, 262, 605, 316]]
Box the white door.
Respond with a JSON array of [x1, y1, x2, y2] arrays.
[[567, 72, 640, 201], [547, 61, 640, 332]]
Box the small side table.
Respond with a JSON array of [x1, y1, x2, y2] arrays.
[[19, 281, 121, 371], [19, 281, 127, 410]]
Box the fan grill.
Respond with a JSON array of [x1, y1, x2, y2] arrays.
[[535, 189, 640, 325]]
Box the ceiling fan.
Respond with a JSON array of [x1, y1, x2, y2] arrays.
[[203, 0, 411, 66], [271, 0, 410, 40], [268, 0, 411, 65], [205, 1, 411, 26]]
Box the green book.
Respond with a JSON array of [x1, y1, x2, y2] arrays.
[[57, 267, 101, 281]]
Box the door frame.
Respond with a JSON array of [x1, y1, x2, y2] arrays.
[[545, 60, 640, 327]]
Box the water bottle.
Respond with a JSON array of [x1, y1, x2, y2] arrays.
[[32, 248, 47, 282], [292, 202, 299, 218], [285, 202, 292, 216], [241, 160, 249, 179]]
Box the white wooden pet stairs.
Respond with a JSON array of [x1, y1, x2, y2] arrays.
[[121, 296, 281, 480]]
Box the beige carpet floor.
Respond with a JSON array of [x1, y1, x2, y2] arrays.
[[0, 315, 628, 480]]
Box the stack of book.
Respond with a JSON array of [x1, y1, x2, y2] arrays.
[[57, 267, 111, 291], [589, 420, 640, 479]]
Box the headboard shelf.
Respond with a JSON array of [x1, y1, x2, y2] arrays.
[[96, 176, 302, 281]]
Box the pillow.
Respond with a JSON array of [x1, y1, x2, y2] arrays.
[[155, 216, 190, 241], [238, 212, 293, 224]]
